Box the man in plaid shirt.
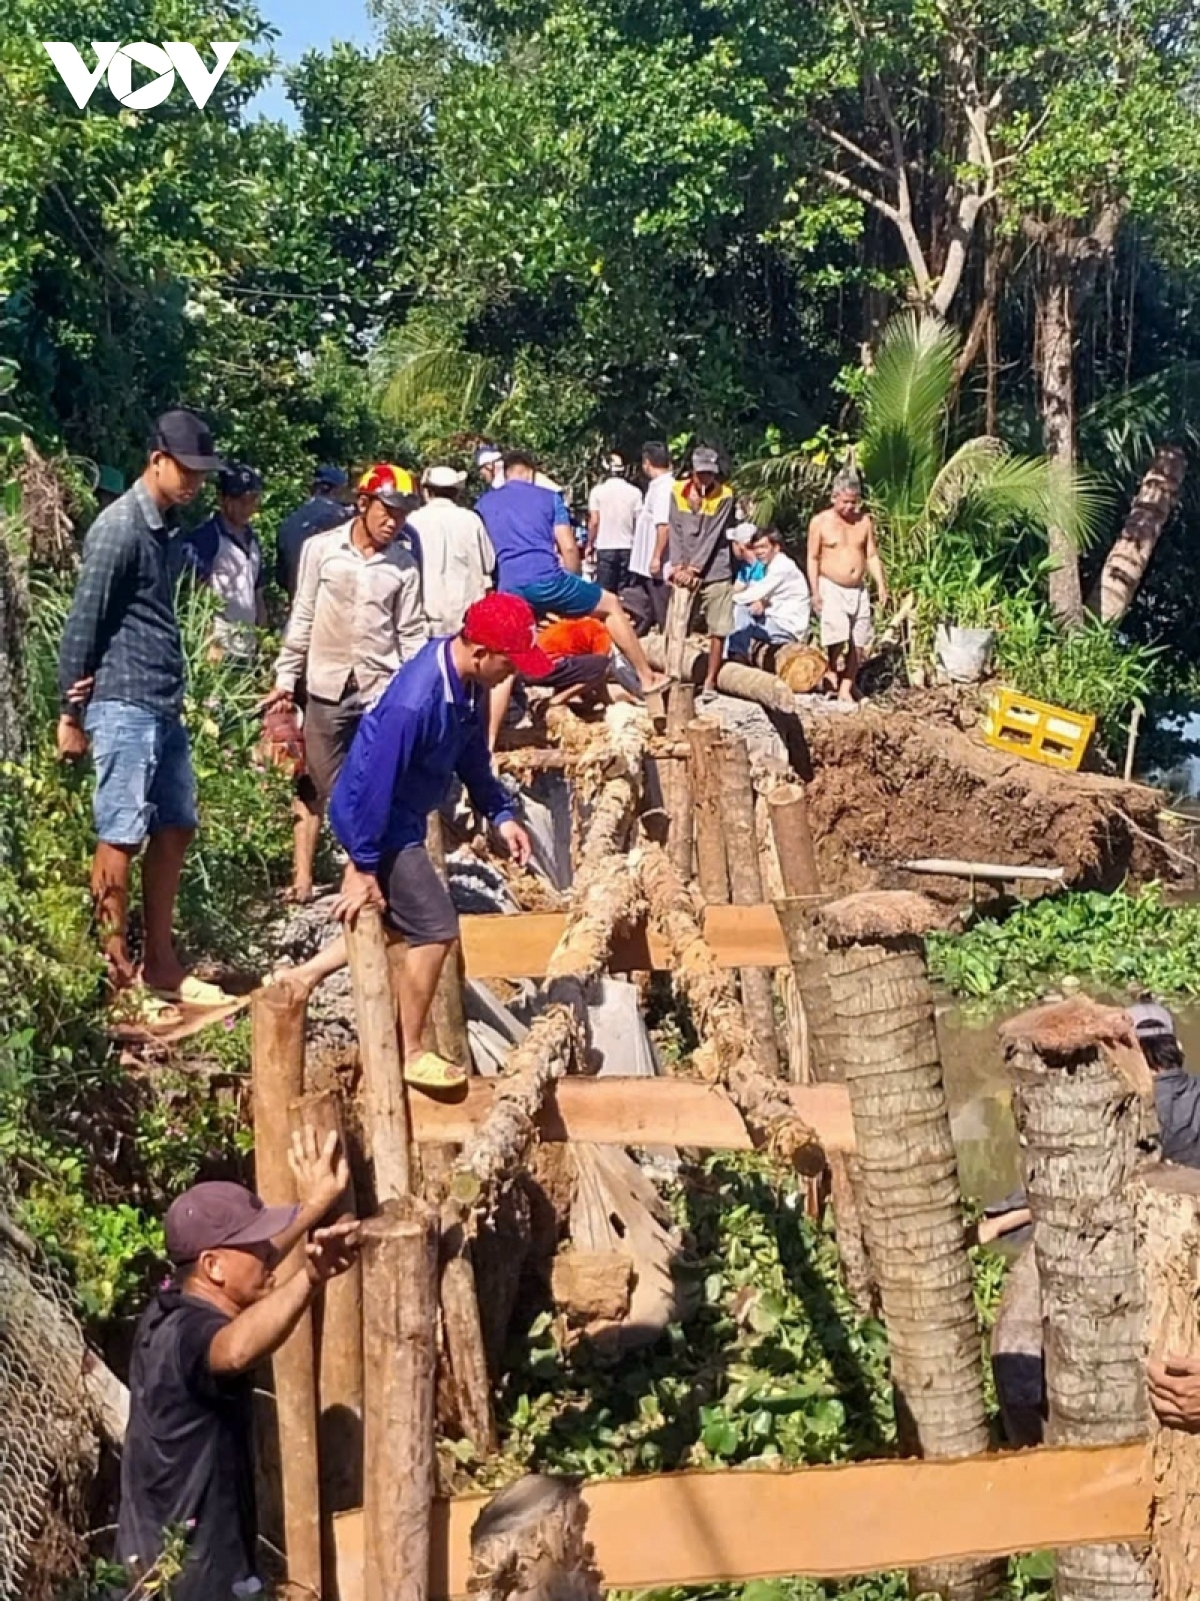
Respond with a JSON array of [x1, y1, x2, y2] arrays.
[[57, 408, 230, 1021]]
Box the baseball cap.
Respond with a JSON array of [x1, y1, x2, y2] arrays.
[[463, 593, 554, 679], [151, 408, 223, 472], [313, 464, 348, 489], [359, 462, 418, 511], [1129, 1001, 1176, 1042], [218, 462, 263, 499], [474, 444, 503, 469], [692, 446, 721, 474], [423, 465, 468, 490], [164, 1180, 298, 1264]]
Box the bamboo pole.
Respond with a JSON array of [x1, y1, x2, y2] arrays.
[[718, 736, 780, 1075], [290, 1089, 364, 1542], [639, 843, 824, 1176], [1003, 996, 1157, 1601], [686, 719, 730, 904], [1135, 1165, 1200, 1601], [469, 1475, 602, 1601], [346, 907, 412, 1202], [362, 1199, 441, 1601], [251, 980, 323, 1599], [819, 892, 998, 1601]]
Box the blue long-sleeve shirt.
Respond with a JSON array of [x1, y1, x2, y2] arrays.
[[329, 637, 515, 871]]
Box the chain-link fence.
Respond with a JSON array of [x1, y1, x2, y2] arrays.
[[0, 1208, 97, 1599]]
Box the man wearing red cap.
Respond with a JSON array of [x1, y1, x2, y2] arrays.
[[328, 593, 549, 1089], [116, 1128, 359, 1600], [267, 463, 425, 899]]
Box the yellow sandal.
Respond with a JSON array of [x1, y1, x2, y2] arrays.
[[403, 1051, 468, 1091]]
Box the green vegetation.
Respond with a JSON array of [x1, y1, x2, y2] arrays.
[[928, 885, 1200, 1004]]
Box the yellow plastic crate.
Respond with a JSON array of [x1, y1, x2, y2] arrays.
[[980, 687, 1096, 772]]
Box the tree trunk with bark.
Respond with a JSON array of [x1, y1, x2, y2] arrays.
[[664, 684, 696, 879], [347, 908, 413, 1203], [1036, 246, 1085, 626], [469, 1475, 602, 1601], [685, 719, 729, 904], [1003, 996, 1156, 1601], [820, 892, 997, 1601], [718, 738, 780, 1075], [1092, 445, 1187, 623], [1134, 1165, 1200, 1601]]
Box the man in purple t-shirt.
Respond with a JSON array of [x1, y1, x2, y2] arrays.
[[476, 450, 667, 698]]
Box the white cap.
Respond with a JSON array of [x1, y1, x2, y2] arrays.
[[423, 465, 467, 490]]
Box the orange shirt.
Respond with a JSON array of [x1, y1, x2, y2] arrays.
[[537, 617, 611, 660]]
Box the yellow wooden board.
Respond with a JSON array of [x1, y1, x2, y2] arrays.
[[333, 1443, 1151, 1599]]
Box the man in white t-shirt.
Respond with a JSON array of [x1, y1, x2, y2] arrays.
[[727, 527, 812, 660], [586, 453, 643, 597], [627, 441, 674, 632], [408, 466, 497, 634]]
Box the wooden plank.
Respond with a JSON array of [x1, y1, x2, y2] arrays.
[[333, 1443, 1151, 1599], [459, 905, 789, 980], [407, 1079, 855, 1155]]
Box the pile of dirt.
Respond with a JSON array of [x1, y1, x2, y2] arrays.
[[799, 699, 1180, 905]]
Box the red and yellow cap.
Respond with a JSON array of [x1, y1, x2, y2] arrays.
[[358, 462, 417, 509]]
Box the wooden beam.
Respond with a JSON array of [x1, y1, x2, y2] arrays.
[[333, 1443, 1151, 1600], [459, 905, 789, 980], [407, 1078, 854, 1155]]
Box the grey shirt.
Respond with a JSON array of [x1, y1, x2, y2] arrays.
[[1156, 1069, 1200, 1166], [57, 479, 184, 719]]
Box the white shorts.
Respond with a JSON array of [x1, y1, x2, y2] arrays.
[[819, 577, 873, 649]]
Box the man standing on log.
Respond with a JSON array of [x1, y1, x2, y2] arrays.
[[667, 445, 737, 701], [56, 408, 230, 1021], [328, 593, 550, 1090], [806, 465, 888, 703], [116, 1129, 358, 1600]]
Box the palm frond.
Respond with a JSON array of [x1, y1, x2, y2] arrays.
[[1081, 361, 1200, 484], [736, 452, 832, 528], [860, 313, 959, 500], [925, 436, 1007, 527], [374, 327, 495, 430], [946, 448, 1111, 549]]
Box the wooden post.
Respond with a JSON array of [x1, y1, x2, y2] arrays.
[[718, 736, 779, 1075], [439, 1201, 498, 1457], [663, 581, 692, 686], [1135, 1166, 1200, 1600], [767, 783, 819, 899], [819, 892, 999, 1601], [686, 719, 729, 904], [469, 1475, 602, 1601], [251, 981, 323, 1599], [1003, 996, 1157, 1601], [290, 1090, 364, 1541], [664, 684, 695, 879], [426, 814, 470, 1066], [347, 907, 412, 1202], [362, 1200, 440, 1601]]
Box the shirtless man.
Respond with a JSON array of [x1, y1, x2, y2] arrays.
[[806, 467, 888, 702]]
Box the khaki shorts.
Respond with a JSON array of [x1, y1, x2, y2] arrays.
[[819, 577, 873, 649], [691, 578, 735, 639]]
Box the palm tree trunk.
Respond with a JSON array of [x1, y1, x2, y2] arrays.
[[1090, 445, 1187, 622], [1004, 998, 1156, 1601], [1035, 249, 1086, 627], [821, 891, 999, 1601]]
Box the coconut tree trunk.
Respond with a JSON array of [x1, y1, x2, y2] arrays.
[[1035, 247, 1086, 627], [1003, 997, 1156, 1601], [1091, 445, 1187, 623], [819, 891, 997, 1601]]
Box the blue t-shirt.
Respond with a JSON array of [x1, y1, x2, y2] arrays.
[[475, 481, 564, 591]]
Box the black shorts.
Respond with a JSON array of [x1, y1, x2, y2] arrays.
[[378, 844, 459, 946]]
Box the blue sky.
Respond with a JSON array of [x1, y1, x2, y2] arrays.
[[250, 0, 378, 123]]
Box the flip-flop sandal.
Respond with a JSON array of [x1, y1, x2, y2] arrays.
[[403, 1051, 468, 1091], [111, 987, 184, 1029], [151, 975, 236, 1009]]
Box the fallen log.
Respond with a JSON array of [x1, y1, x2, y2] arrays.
[[900, 857, 1065, 883], [645, 635, 799, 713], [638, 843, 824, 1176]]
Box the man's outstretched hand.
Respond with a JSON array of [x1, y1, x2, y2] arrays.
[[287, 1125, 349, 1219], [331, 862, 386, 926], [305, 1219, 362, 1286], [497, 818, 533, 867], [1149, 1356, 1200, 1431]]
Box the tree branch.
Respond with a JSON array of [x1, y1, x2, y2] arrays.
[[808, 117, 890, 177], [817, 165, 901, 223]]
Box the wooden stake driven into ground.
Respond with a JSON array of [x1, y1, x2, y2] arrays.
[[664, 683, 695, 879], [250, 980, 323, 1599], [818, 891, 999, 1601], [1135, 1165, 1200, 1600], [685, 719, 729, 904], [718, 736, 780, 1075], [1004, 997, 1158, 1601], [638, 842, 824, 1175], [346, 907, 413, 1201]]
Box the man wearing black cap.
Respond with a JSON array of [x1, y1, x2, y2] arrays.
[[275, 464, 350, 601], [116, 1127, 359, 1599], [57, 407, 229, 1017], [175, 462, 267, 662]]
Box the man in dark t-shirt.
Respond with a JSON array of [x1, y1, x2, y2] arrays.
[[117, 1130, 358, 1598]]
